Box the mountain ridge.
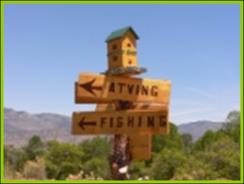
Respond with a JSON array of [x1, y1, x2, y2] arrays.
[[4, 107, 224, 146]]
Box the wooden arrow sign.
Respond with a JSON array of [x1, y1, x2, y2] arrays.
[[72, 110, 169, 135], [75, 73, 171, 104]]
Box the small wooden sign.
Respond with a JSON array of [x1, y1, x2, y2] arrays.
[[75, 73, 171, 104], [130, 146, 151, 160], [129, 134, 152, 160], [72, 110, 168, 135]]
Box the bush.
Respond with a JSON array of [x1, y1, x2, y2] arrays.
[[152, 123, 183, 152], [195, 136, 240, 180], [128, 160, 149, 180], [24, 135, 45, 160], [82, 158, 110, 179], [45, 142, 84, 180], [22, 157, 46, 179], [150, 148, 186, 180], [173, 156, 218, 180], [4, 145, 28, 171]]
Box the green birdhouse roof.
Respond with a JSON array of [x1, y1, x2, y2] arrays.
[[105, 26, 139, 42]]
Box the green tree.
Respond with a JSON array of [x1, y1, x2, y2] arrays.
[[181, 133, 193, 153], [78, 137, 111, 178], [24, 135, 44, 160], [222, 110, 240, 143], [4, 145, 28, 172], [152, 123, 183, 153], [193, 130, 225, 151], [128, 161, 149, 180], [82, 158, 110, 179], [173, 156, 218, 180], [45, 142, 84, 180], [150, 148, 186, 180], [78, 137, 111, 161], [195, 136, 240, 180]]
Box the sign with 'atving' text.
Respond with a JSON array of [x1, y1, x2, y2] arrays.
[[75, 73, 171, 104]]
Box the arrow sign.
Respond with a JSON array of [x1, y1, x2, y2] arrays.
[[75, 73, 171, 104], [79, 78, 102, 96], [78, 117, 96, 130], [72, 110, 169, 135]]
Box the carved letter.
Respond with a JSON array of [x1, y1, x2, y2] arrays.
[[127, 116, 134, 127], [118, 82, 125, 93], [151, 86, 158, 96], [147, 116, 155, 127], [117, 116, 123, 128], [141, 85, 149, 96], [159, 115, 167, 127], [109, 82, 115, 93], [127, 84, 134, 94], [100, 117, 107, 128]]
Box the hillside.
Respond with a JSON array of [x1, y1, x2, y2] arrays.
[[4, 108, 95, 146], [178, 120, 224, 141], [4, 108, 224, 146]]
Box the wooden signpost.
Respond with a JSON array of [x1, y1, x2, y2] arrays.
[[72, 26, 171, 179], [75, 73, 171, 104], [72, 110, 168, 135]]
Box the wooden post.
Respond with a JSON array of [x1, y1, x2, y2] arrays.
[[109, 101, 133, 180], [73, 26, 171, 180]]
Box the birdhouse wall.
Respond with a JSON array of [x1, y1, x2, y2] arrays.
[[108, 54, 123, 69], [107, 38, 123, 52], [121, 31, 138, 67], [122, 31, 137, 49], [107, 30, 138, 69]]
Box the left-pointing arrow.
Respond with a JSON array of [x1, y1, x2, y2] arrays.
[[78, 117, 96, 130], [79, 78, 102, 96]]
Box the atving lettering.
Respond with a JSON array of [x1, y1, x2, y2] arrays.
[[109, 82, 158, 96]]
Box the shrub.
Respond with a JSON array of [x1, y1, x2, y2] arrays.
[[22, 157, 46, 179]]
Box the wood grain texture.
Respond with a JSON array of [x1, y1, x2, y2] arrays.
[[75, 73, 171, 104], [72, 110, 168, 135]]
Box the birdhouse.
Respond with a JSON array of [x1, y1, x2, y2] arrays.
[[105, 26, 139, 70]]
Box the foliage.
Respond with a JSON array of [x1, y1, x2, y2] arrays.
[[195, 136, 240, 180], [45, 142, 84, 179], [24, 135, 45, 160], [78, 136, 111, 161], [152, 123, 183, 152], [82, 158, 110, 179], [181, 133, 193, 153], [128, 161, 149, 179], [222, 110, 240, 143], [22, 157, 46, 179], [4, 145, 28, 171], [4, 110, 240, 180], [150, 148, 187, 180], [173, 155, 219, 180]]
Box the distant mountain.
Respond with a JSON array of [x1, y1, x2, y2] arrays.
[[178, 120, 224, 141], [4, 108, 95, 147], [4, 107, 225, 146]]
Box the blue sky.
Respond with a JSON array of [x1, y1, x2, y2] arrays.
[[4, 4, 240, 124]]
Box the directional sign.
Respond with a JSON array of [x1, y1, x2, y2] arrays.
[[72, 110, 168, 135], [129, 134, 152, 160], [95, 103, 168, 112], [75, 73, 171, 104]]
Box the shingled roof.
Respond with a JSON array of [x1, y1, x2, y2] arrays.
[[105, 26, 139, 42]]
